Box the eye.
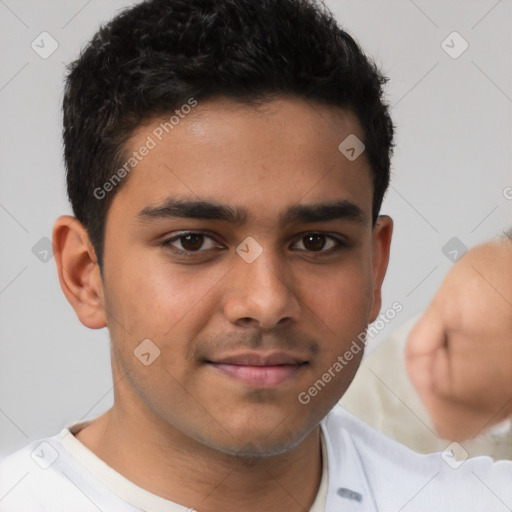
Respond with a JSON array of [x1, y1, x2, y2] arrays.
[[161, 232, 222, 254], [291, 233, 346, 253]]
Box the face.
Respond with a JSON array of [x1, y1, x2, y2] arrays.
[[98, 97, 391, 456]]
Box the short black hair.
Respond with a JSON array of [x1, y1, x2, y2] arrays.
[[63, 0, 394, 271]]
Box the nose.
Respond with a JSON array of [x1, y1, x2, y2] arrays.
[[223, 250, 302, 330]]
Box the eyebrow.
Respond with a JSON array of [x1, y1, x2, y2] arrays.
[[137, 199, 248, 225], [137, 197, 369, 227], [282, 200, 368, 226]]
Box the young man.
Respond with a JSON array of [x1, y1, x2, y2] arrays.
[[0, 0, 510, 511]]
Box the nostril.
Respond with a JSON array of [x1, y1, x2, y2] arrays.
[[233, 317, 262, 330]]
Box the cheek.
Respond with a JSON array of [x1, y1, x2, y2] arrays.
[[301, 254, 373, 332], [103, 249, 222, 338], [102, 251, 227, 390], [297, 252, 373, 389]]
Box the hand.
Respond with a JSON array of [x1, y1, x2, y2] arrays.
[[406, 238, 512, 441]]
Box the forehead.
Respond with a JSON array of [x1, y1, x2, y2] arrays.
[[109, 97, 373, 227]]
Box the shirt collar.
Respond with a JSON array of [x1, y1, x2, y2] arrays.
[[320, 405, 378, 512]]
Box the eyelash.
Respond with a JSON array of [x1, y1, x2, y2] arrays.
[[160, 231, 349, 257]]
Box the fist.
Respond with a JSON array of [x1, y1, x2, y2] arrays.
[[406, 240, 512, 441]]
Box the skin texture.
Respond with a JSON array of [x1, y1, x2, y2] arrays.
[[407, 239, 512, 441], [53, 97, 392, 512]]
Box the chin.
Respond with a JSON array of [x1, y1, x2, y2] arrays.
[[213, 434, 304, 459], [196, 419, 315, 459]]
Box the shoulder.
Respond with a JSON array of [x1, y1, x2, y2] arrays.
[[323, 405, 512, 510], [0, 431, 96, 512], [0, 437, 62, 511]]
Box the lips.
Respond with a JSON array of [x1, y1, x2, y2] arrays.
[[206, 351, 308, 388]]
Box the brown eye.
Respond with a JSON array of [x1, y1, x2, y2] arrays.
[[302, 234, 327, 251], [291, 233, 345, 253], [162, 232, 221, 254], [180, 234, 204, 251]]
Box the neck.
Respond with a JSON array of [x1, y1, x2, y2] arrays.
[[75, 401, 323, 512]]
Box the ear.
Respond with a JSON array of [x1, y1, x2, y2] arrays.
[[52, 215, 107, 329], [368, 215, 393, 323]]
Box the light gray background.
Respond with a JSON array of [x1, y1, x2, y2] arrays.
[[1, 0, 511, 456]]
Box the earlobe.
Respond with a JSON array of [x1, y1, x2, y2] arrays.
[[52, 215, 107, 329], [368, 215, 393, 323]]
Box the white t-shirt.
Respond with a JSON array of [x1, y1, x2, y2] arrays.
[[1, 405, 511, 511], [0, 417, 328, 512]]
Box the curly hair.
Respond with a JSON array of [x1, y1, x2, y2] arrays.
[[63, 0, 394, 270]]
